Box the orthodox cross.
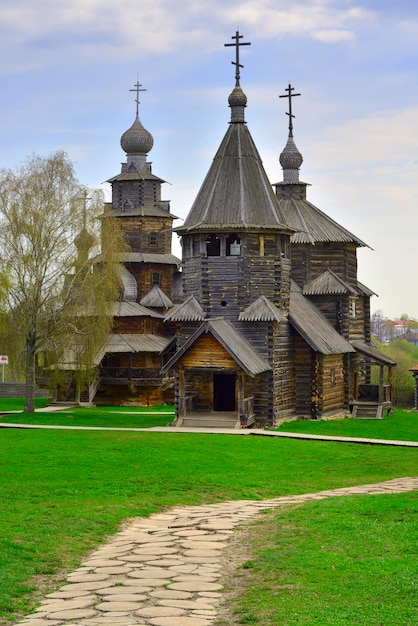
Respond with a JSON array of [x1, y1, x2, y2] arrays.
[[130, 81, 146, 117], [279, 83, 301, 136], [224, 30, 251, 84], [77, 190, 91, 227]]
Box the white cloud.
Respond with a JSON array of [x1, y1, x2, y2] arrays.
[[312, 29, 355, 43], [0, 0, 375, 74], [310, 105, 418, 173]]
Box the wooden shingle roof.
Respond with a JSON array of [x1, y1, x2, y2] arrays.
[[112, 301, 163, 319], [357, 281, 377, 297], [102, 334, 171, 355], [118, 266, 138, 301], [351, 340, 397, 366], [162, 318, 271, 376], [289, 282, 355, 355], [164, 296, 206, 322], [278, 197, 368, 247], [140, 286, 174, 309], [119, 253, 181, 266], [176, 121, 293, 235], [56, 334, 172, 370], [303, 269, 358, 296], [238, 295, 287, 322]]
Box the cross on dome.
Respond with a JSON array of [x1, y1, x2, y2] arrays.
[[130, 81, 146, 118], [224, 30, 251, 85], [279, 83, 301, 137]]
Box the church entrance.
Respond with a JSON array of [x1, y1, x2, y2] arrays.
[[213, 372, 236, 411]]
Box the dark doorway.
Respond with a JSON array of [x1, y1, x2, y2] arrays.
[[213, 373, 236, 411]]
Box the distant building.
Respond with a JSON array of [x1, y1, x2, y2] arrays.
[[371, 313, 418, 344]]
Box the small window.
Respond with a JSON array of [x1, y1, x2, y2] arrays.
[[278, 235, 289, 259], [226, 234, 241, 256], [351, 299, 357, 319], [206, 234, 220, 256], [152, 272, 161, 286], [149, 232, 158, 247]]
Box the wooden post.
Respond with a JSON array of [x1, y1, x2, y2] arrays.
[[388, 366, 393, 404], [379, 365, 384, 403], [237, 371, 244, 416], [178, 367, 185, 416], [353, 368, 359, 400]]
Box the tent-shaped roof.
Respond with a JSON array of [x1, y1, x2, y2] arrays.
[[162, 317, 271, 377], [176, 84, 293, 235]]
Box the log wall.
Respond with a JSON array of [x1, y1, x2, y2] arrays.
[[126, 263, 177, 301], [291, 243, 358, 289], [181, 334, 238, 369], [123, 216, 173, 255], [293, 333, 314, 416], [272, 320, 295, 422], [321, 353, 346, 415], [113, 317, 163, 335]]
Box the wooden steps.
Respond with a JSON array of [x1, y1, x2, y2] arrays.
[[177, 412, 240, 429], [351, 401, 392, 419]]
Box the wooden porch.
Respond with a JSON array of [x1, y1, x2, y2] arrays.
[[176, 394, 256, 429], [350, 383, 393, 419]]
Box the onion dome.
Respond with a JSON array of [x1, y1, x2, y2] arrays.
[[228, 85, 247, 123], [74, 226, 96, 253], [120, 115, 154, 157], [279, 133, 303, 183]]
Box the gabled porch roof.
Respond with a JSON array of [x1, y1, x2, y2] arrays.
[[161, 318, 271, 377], [351, 340, 397, 366]]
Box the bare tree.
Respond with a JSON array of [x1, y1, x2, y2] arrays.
[[0, 151, 126, 412]]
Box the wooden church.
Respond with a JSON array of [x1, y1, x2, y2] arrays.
[[160, 32, 395, 426], [72, 83, 182, 407], [62, 32, 395, 424]]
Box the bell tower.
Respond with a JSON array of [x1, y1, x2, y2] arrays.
[[176, 32, 294, 318]]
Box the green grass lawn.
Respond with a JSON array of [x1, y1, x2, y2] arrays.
[[0, 398, 50, 411], [0, 406, 417, 624], [278, 408, 418, 442], [220, 492, 418, 625], [0, 403, 175, 428]]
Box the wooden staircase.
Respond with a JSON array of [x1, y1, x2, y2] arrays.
[[351, 401, 392, 419]]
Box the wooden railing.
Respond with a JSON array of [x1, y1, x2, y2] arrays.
[[179, 394, 198, 416], [242, 396, 254, 417], [358, 384, 392, 403]]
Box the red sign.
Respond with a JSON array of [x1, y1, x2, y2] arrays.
[[0, 355, 8, 364]]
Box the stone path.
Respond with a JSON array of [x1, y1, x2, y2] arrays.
[[15, 476, 418, 626]]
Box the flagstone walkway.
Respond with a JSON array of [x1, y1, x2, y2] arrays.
[[15, 476, 418, 626]]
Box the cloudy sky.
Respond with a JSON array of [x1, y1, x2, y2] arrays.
[[1, 0, 417, 319]]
